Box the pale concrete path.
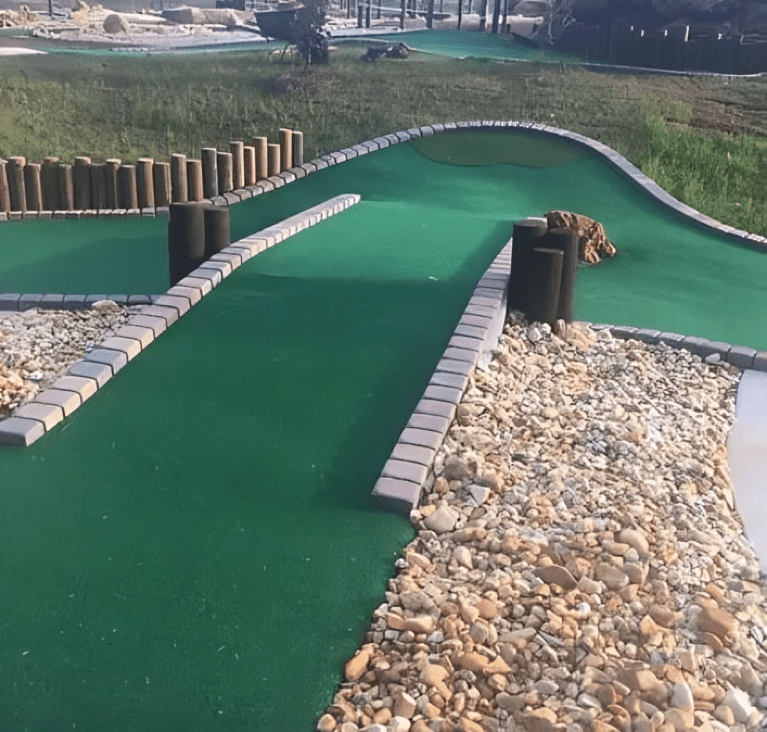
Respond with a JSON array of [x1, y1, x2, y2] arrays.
[[728, 370, 767, 575]]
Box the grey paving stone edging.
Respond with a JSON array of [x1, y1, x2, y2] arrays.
[[0, 194, 361, 447]]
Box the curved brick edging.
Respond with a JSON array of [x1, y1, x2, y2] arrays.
[[0, 194, 361, 447]]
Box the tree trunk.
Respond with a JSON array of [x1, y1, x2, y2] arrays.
[[478, 0, 487, 31], [457, 0, 462, 29], [491, 0, 500, 34], [400, 0, 405, 28], [426, 0, 434, 28]]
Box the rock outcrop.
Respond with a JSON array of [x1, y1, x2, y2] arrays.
[[543, 210, 617, 265]]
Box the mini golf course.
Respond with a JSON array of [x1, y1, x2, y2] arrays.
[[1, 128, 766, 731]]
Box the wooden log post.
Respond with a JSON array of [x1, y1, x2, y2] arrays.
[[40, 157, 59, 211], [541, 228, 578, 323], [254, 137, 268, 181], [105, 159, 121, 210], [279, 128, 293, 171], [168, 202, 206, 288], [230, 141, 245, 190], [90, 164, 108, 212], [490, 0, 499, 34], [7, 157, 27, 213], [118, 164, 138, 210], [243, 145, 256, 186], [427, 0, 435, 29], [291, 131, 304, 168], [217, 152, 233, 194], [74, 156, 91, 210], [0, 159, 10, 213], [170, 153, 188, 203], [57, 164, 74, 210], [456, 0, 461, 31], [153, 162, 171, 207], [267, 144, 281, 178], [524, 247, 563, 329], [203, 205, 231, 258], [136, 158, 155, 209], [201, 147, 218, 199], [508, 218, 548, 314], [186, 159, 204, 202], [24, 162, 43, 212], [400, 0, 405, 30]]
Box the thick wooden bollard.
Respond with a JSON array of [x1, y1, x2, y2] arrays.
[[90, 164, 108, 211], [201, 147, 218, 199], [137, 158, 155, 209], [74, 156, 91, 210], [0, 159, 10, 213], [57, 164, 74, 210], [153, 162, 171, 207], [524, 248, 564, 328], [542, 227, 578, 323], [267, 144, 281, 177], [24, 163, 43, 212], [7, 157, 26, 212], [105, 159, 121, 210], [40, 157, 59, 211], [168, 201, 206, 288], [243, 145, 256, 186], [254, 137, 268, 181], [186, 159, 204, 202], [279, 128, 293, 171], [216, 151, 233, 194], [508, 218, 548, 313], [118, 164, 138, 210], [203, 205, 231, 258], [170, 153, 188, 203], [291, 130, 304, 167], [230, 141, 245, 190]]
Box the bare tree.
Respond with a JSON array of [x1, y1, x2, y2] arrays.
[[545, 0, 578, 44]]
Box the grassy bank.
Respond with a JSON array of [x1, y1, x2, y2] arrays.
[[0, 44, 766, 236]]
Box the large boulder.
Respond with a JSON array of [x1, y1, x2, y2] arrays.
[[543, 211, 617, 265], [103, 12, 130, 32]]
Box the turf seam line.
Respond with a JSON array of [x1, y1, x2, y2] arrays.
[[0, 193, 362, 448]]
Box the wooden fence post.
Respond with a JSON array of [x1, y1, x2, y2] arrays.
[[90, 164, 108, 212], [74, 156, 91, 210], [187, 159, 204, 202], [105, 159, 121, 209], [291, 131, 304, 168], [24, 163, 43, 212], [216, 151, 233, 194], [267, 144, 280, 178], [201, 147, 218, 199], [7, 157, 26, 213], [40, 157, 59, 211], [524, 248, 563, 329], [230, 141, 245, 190], [118, 165, 138, 210], [170, 153, 188, 203], [137, 158, 155, 209], [57, 164, 74, 210], [153, 161, 171, 208], [243, 145, 256, 186], [254, 137, 268, 181], [0, 159, 10, 213], [279, 128, 293, 171]]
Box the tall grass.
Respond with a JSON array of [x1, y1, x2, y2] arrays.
[[0, 46, 765, 236]]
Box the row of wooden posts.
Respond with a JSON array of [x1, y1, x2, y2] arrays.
[[0, 129, 304, 215]]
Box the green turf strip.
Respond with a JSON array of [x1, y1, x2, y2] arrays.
[[0, 132, 766, 731]]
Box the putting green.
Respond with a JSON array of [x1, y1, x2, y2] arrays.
[[0, 129, 766, 731]]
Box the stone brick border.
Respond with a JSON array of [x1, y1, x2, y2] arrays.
[[0, 194, 360, 447]]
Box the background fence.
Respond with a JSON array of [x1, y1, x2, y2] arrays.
[[556, 24, 767, 75]]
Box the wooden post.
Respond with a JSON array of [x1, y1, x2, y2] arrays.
[[400, 0, 405, 30], [105, 159, 121, 210], [243, 145, 256, 186], [153, 162, 171, 207], [524, 248, 563, 328], [541, 228, 578, 323], [426, 0, 434, 29], [118, 165, 138, 210], [230, 141, 245, 190], [74, 156, 91, 210], [490, 0, 499, 35], [7, 157, 26, 213], [57, 164, 74, 210], [357, 0, 362, 27], [217, 151, 233, 194], [170, 153, 188, 203], [186, 159, 204, 202], [501, 0, 507, 32], [456, 0, 461, 30], [291, 131, 304, 168], [267, 144, 281, 177], [137, 158, 155, 209], [365, 0, 370, 28], [508, 218, 548, 313], [23, 163, 43, 212], [279, 128, 293, 171], [168, 202, 206, 288], [90, 164, 108, 212], [40, 157, 59, 212], [203, 205, 231, 258], [254, 137, 268, 181], [478, 0, 487, 32], [0, 159, 10, 213], [201, 147, 219, 199]]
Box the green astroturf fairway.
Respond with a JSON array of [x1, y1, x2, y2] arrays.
[[358, 29, 583, 63], [0, 130, 766, 731]]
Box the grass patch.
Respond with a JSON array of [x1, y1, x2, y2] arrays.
[[0, 44, 766, 236]]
